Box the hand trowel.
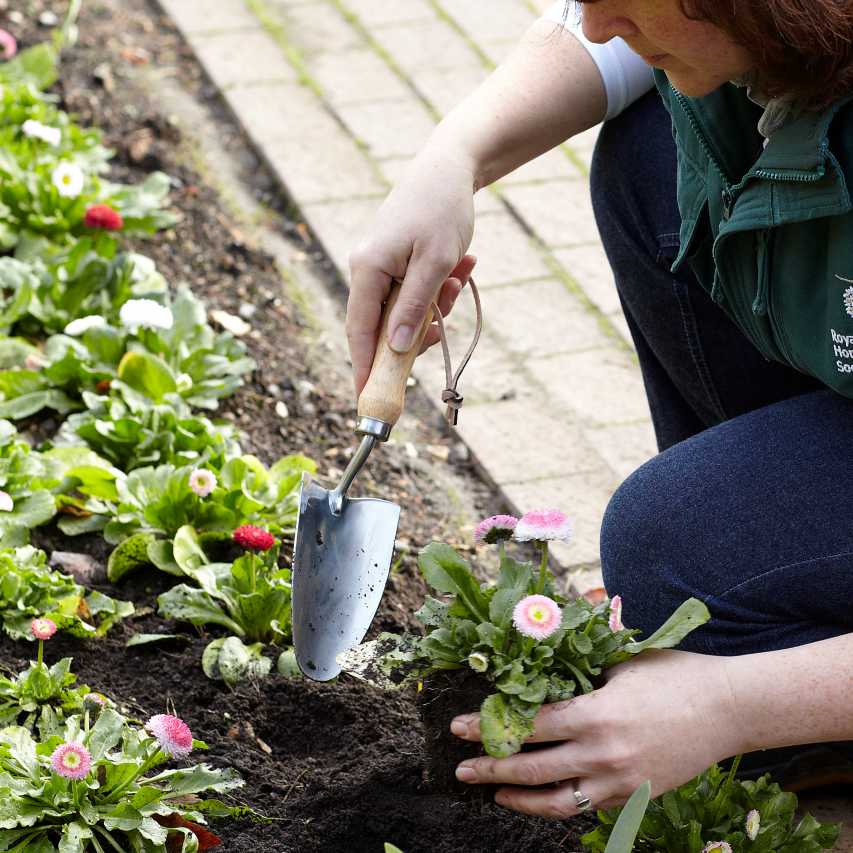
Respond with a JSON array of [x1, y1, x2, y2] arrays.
[[291, 282, 435, 681]]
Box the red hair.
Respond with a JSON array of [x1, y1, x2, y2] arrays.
[[566, 0, 853, 109]]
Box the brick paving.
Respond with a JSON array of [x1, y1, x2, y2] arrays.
[[157, 0, 658, 582]]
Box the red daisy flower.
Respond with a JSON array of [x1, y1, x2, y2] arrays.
[[232, 525, 275, 551], [84, 204, 124, 230]]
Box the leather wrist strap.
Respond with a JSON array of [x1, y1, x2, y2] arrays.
[[429, 276, 482, 427]]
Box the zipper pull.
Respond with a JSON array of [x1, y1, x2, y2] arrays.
[[710, 270, 724, 304]]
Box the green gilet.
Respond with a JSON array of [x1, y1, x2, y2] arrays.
[[653, 68, 853, 396]]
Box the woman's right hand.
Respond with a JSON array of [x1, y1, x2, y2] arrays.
[[346, 147, 478, 396]]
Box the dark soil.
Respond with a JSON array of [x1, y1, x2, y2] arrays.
[[1, 1, 597, 850]]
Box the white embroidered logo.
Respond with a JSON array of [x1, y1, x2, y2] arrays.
[[837, 274, 853, 318]]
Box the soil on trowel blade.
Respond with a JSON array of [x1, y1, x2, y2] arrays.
[[2, 1, 597, 850]]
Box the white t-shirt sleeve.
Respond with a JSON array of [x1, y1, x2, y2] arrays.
[[539, 2, 655, 121]]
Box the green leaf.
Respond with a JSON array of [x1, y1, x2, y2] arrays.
[[172, 525, 208, 575], [87, 707, 124, 761], [385, 846, 405, 853], [0, 492, 55, 531], [116, 351, 177, 402], [479, 693, 534, 758], [58, 821, 93, 853], [623, 598, 710, 654], [126, 633, 191, 648], [157, 586, 244, 636], [604, 781, 651, 853], [202, 636, 271, 687], [418, 543, 489, 622], [276, 648, 301, 677], [107, 533, 157, 582]]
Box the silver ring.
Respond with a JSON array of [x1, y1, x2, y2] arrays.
[[572, 781, 592, 812]]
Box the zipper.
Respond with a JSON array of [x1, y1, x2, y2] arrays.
[[670, 85, 731, 186], [754, 142, 828, 183]]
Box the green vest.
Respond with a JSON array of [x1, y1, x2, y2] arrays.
[[653, 68, 853, 397]]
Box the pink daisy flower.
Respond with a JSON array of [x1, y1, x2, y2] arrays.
[[146, 714, 193, 758], [473, 514, 519, 545], [51, 742, 92, 780], [188, 468, 217, 497], [702, 844, 733, 853], [513, 509, 573, 544], [0, 29, 16, 61], [0, 491, 12, 512], [608, 595, 624, 632], [512, 594, 562, 640], [31, 618, 57, 641], [745, 809, 760, 841], [232, 525, 275, 552]]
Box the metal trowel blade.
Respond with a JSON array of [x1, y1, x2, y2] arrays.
[[292, 472, 400, 681]]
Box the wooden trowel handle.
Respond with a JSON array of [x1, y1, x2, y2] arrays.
[[357, 281, 434, 429]]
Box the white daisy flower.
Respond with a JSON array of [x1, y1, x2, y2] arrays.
[[51, 162, 85, 198], [188, 469, 217, 497], [0, 491, 12, 512], [22, 119, 61, 146], [64, 315, 107, 336], [119, 298, 174, 333]]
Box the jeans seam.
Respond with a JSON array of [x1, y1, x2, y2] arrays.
[[670, 277, 728, 422], [712, 547, 853, 601]]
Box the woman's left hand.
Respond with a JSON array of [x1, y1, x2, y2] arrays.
[[450, 649, 742, 818]]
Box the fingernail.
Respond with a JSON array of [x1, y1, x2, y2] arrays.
[[455, 765, 476, 782], [450, 719, 468, 737], [390, 324, 413, 352]]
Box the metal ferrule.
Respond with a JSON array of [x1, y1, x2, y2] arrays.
[[355, 416, 392, 442]]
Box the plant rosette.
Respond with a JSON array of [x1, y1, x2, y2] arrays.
[[0, 546, 133, 640], [582, 759, 840, 853], [0, 708, 248, 852], [0, 50, 176, 250], [156, 526, 295, 686], [0, 635, 99, 739], [0, 285, 257, 422], [375, 511, 710, 762], [0, 419, 56, 538], [103, 453, 316, 579]]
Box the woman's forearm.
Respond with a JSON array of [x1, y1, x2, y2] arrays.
[[724, 632, 853, 753], [421, 19, 607, 191]]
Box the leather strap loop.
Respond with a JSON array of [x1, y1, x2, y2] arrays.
[[429, 276, 482, 426]]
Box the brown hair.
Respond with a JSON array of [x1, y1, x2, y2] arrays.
[[565, 0, 853, 110]]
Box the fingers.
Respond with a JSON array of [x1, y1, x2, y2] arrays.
[[346, 257, 393, 396], [452, 697, 585, 745], [387, 253, 477, 354], [494, 778, 620, 820], [455, 741, 581, 788]]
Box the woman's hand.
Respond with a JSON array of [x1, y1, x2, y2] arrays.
[[346, 146, 478, 396], [450, 650, 742, 819]]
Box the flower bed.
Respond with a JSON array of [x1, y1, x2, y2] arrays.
[[0, 2, 843, 852]]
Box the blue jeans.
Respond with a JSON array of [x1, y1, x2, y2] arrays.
[[591, 91, 853, 657]]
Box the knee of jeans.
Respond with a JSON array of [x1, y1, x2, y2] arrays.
[[600, 465, 689, 639]]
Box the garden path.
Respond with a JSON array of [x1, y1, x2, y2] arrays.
[[155, 0, 658, 595], [151, 1, 853, 844]]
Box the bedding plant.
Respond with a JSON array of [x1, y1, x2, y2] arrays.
[[371, 509, 709, 776]]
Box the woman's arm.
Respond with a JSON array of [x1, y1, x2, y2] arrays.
[[449, 635, 853, 818], [347, 20, 608, 391]]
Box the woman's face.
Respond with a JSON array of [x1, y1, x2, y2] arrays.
[[580, 0, 754, 96]]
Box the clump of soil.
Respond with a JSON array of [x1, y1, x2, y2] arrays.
[[0, 1, 598, 850]]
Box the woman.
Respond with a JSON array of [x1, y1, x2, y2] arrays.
[[347, 0, 853, 819]]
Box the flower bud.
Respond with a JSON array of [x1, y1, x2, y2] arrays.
[[468, 651, 489, 673]]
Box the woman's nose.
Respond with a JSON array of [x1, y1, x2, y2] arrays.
[[580, 1, 640, 43]]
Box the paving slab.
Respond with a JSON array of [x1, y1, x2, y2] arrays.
[[159, 0, 649, 586]]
